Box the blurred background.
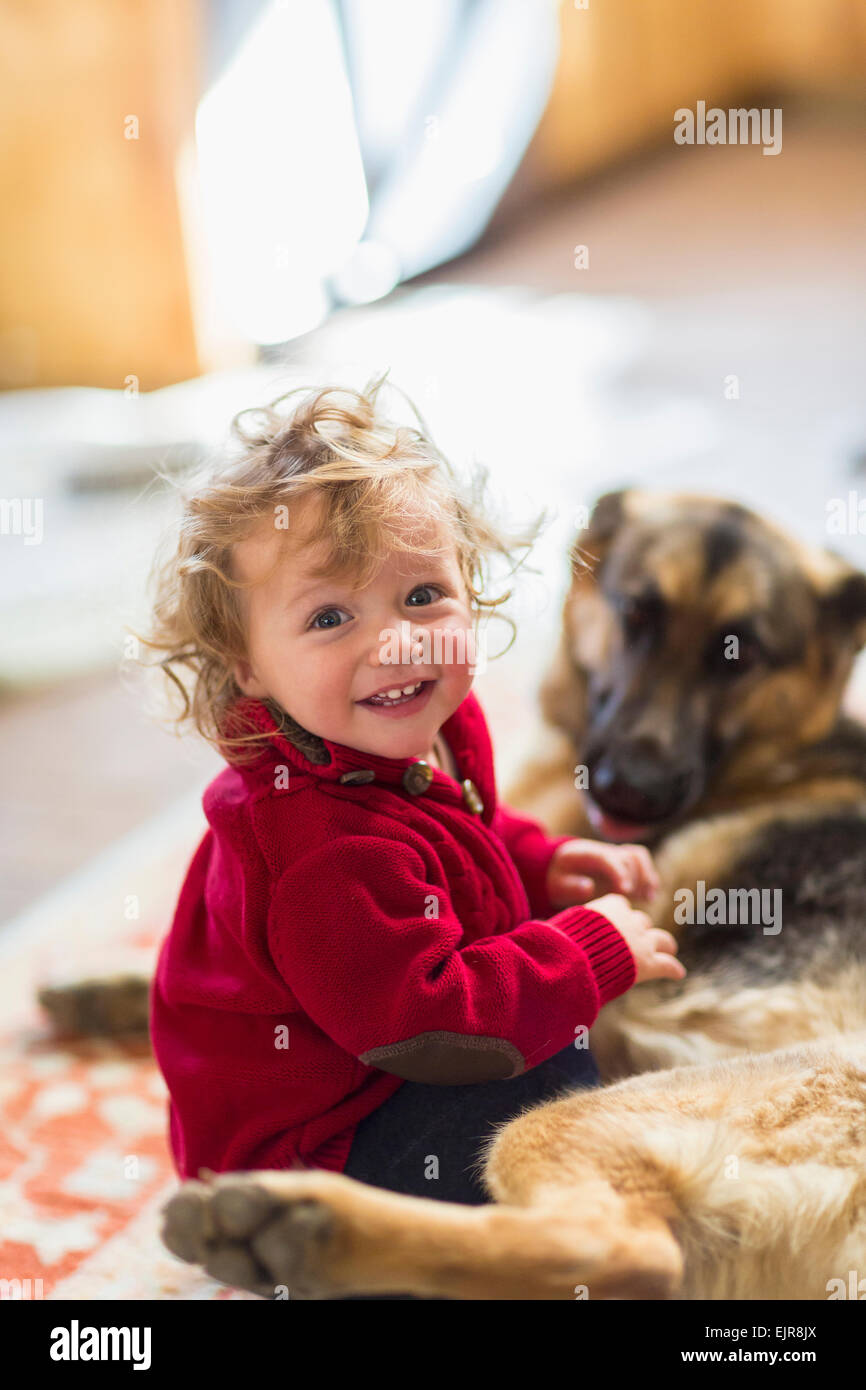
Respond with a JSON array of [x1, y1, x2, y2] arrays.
[[2, 0, 866, 922], [2, 0, 866, 1302]]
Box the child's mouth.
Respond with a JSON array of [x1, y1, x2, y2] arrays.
[[357, 679, 435, 718]]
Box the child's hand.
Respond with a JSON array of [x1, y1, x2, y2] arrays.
[[584, 893, 686, 985], [547, 838, 660, 909]]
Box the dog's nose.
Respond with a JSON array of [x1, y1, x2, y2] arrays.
[[589, 753, 691, 824]]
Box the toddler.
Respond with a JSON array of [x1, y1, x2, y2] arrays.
[[146, 376, 684, 1211]]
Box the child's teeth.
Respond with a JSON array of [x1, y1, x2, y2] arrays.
[[367, 680, 423, 704]]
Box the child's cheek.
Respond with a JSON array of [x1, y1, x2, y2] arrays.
[[432, 613, 485, 679], [306, 647, 356, 716]]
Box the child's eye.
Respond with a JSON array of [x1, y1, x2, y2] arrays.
[[406, 584, 444, 607], [309, 607, 351, 630]]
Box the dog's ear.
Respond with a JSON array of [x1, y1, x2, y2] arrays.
[[819, 563, 866, 649], [571, 489, 631, 576], [587, 489, 630, 541], [543, 492, 633, 740]]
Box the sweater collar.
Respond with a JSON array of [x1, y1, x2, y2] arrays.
[[225, 689, 496, 820]]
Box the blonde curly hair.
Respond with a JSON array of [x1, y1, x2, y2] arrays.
[[131, 372, 546, 766]]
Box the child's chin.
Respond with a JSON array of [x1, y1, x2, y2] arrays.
[[351, 710, 437, 754], [366, 723, 436, 756]]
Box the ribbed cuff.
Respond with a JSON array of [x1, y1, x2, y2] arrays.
[[550, 905, 637, 1006]]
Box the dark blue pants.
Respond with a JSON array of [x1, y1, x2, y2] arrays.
[[343, 1039, 600, 1204], [337, 1041, 600, 1299]]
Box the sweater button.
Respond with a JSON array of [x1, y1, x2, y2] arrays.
[[461, 778, 484, 814], [402, 761, 433, 795], [339, 769, 376, 785]]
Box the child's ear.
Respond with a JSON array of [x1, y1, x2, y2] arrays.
[[233, 659, 268, 698]]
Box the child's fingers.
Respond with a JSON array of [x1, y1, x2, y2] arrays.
[[651, 928, 679, 955], [555, 874, 598, 902], [584, 846, 658, 900], [560, 848, 635, 895], [556, 841, 660, 901], [614, 844, 660, 899], [600, 868, 632, 895], [651, 953, 687, 980], [632, 846, 661, 898]]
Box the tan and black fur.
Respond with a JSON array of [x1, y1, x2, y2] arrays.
[[101, 493, 866, 1298], [508, 490, 866, 1081]]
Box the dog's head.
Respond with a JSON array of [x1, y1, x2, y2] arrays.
[[542, 490, 866, 843]]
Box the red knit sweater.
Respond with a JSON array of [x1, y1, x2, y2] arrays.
[[150, 690, 636, 1179]]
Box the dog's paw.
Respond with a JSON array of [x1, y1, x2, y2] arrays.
[[161, 1172, 340, 1299]]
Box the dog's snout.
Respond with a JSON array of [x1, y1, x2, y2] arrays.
[[589, 743, 693, 824]]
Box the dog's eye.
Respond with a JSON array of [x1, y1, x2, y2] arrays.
[[618, 594, 661, 640]]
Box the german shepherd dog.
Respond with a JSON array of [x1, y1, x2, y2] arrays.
[[64, 492, 866, 1299]]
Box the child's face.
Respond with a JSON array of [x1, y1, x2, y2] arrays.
[[231, 495, 476, 761]]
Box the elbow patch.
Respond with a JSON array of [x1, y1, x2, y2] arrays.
[[360, 1032, 525, 1085]]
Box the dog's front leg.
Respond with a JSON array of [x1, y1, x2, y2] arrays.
[[161, 1168, 682, 1301]]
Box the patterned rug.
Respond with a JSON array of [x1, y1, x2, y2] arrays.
[[0, 791, 257, 1300]]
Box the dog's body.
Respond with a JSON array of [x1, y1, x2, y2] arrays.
[[158, 492, 866, 1297]]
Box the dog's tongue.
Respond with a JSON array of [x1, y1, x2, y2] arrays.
[[584, 797, 651, 844]]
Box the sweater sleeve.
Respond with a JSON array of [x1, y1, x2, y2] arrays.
[[491, 803, 573, 919], [266, 836, 636, 1086]]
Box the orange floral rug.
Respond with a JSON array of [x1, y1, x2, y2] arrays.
[[0, 790, 257, 1300]]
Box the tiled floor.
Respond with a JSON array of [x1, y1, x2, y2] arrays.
[[2, 108, 864, 927]]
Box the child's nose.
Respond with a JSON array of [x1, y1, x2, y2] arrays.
[[366, 619, 426, 668]]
